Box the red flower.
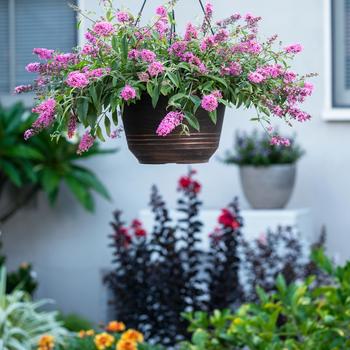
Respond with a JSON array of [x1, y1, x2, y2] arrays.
[[179, 176, 191, 189], [131, 219, 142, 228], [178, 176, 201, 193], [130, 219, 147, 237], [218, 209, 240, 229], [135, 227, 147, 237]]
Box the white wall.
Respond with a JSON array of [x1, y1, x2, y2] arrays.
[[3, 0, 348, 323]]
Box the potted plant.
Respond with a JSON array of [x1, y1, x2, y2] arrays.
[[222, 130, 304, 209], [17, 1, 314, 164]]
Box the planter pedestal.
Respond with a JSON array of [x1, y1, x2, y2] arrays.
[[122, 96, 225, 164]]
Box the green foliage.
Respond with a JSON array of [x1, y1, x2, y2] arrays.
[[0, 103, 115, 215], [0, 242, 38, 295], [222, 130, 304, 166], [181, 253, 350, 350], [57, 313, 94, 332], [0, 266, 67, 350]]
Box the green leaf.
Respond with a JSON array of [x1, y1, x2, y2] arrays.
[[208, 110, 217, 124], [167, 71, 180, 88], [121, 35, 128, 64], [76, 98, 89, 126], [96, 125, 105, 142], [40, 168, 61, 195], [65, 175, 94, 212], [152, 83, 160, 108], [3, 145, 44, 160], [71, 166, 111, 200], [104, 117, 111, 137], [185, 112, 200, 131], [0, 160, 22, 186]]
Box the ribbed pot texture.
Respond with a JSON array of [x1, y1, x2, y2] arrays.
[[122, 95, 225, 164]]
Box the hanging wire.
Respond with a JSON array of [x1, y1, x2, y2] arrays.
[[169, 8, 176, 45], [134, 0, 214, 38], [135, 0, 147, 26], [197, 0, 215, 35]]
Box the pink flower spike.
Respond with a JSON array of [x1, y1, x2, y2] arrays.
[[284, 43, 303, 54], [120, 85, 136, 101], [205, 2, 213, 17], [68, 115, 77, 139], [77, 131, 95, 155], [93, 21, 115, 36], [156, 111, 184, 136], [24, 128, 36, 140], [33, 48, 54, 60], [201, 94, 218, 112], [14, 84, 33, 94]]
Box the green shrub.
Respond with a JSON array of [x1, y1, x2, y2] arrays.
[[181, 250, 350, 350], [0, 102, 115, 222], [0, 267, 67, 350]]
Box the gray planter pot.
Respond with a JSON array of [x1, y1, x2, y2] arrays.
[[239, 164, 297, 209]]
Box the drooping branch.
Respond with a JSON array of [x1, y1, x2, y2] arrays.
[[0, 185, 40, 225]]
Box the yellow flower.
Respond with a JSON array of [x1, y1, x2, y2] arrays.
[[106, 321, 126, 333], [120, 329, 144, 344], [233, 317, 243, 325], [116, 339, 137, 350], [38, 335, 55, 350], [86, 329, 95, 336], [94, 332, 115, 350], [78, 329, 95, 338]]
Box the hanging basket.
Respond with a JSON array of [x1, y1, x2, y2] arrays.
[[122, 95, 225, 164]]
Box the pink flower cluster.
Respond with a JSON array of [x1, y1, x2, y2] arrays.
[[147, 61, 165, 77], [270, 136, 291, 147], [284, 43, 303, 54], [116, 11, 130, 23], [93, 21, 115, 36], [33, 48, 54, 60], [156, 111, 185, 136], [232, 40, 262, 55], [30, 98, 56, 132], [248, 64, 284, 83], [77, 131, 95, 154], [14, 84, 33, 94], [221, 61, 242, 76], [66, 71, 89, 88], [184, 23, 198, 41], [201, 93, 219, 112], [26, 62, 41, 73], [120, 85, 136, 101]]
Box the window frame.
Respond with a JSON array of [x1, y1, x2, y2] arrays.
[[323, 0, 350, 120], [0, 0, 83, 105]]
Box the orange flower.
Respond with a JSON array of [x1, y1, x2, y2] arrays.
[[94, 332, 115, 350], [120, 329, 144, 344], [106, 321, 126, 332], [78, 329, 95, 338], [116, 339, 137, 350], [38, 335, 55, 350]]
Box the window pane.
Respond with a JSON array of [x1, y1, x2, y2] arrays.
[[15, 0, 77, 88], [333, 0, 350, 106], [0, 0, 9, 93]]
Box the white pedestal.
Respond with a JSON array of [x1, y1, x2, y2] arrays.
[[139, 208, 313, 249]]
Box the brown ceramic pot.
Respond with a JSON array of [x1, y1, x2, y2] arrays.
[[122, 95, 225, 164]]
